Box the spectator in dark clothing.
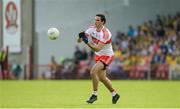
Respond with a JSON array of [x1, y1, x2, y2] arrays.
[[176, 19, 180, 35], [156, 25, 165, 37], [74, 46, 84, 64], [81, 48, 88, 60], [0, 48, 6, 80]]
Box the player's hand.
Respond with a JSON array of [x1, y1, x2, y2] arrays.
[[77, 37, 82, 43], [78, 32, 88, 44], [77, 31, 84, 43], [82, 35, 88, 44], [79, 31, 85, 38]]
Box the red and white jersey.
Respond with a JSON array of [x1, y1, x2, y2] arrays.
[[85, 25, 114, 56]]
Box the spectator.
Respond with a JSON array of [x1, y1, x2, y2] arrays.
[[0, 48, 6, 80], [127, 25, 137, 37], [11, 64, 22, 79], [74, 45, 83, 64], [81, 48, 88, 60], [61, 58, 76, 79], [48, 56, 60, 79], [156, 25, 165, 38]]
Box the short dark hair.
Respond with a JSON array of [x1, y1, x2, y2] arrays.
[[96, 14, 106, 24]]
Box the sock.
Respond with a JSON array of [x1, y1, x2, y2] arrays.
[[112, 90, 117, 97], [92, 91, 97, 96]]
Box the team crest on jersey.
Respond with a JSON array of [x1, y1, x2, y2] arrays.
[[92, 32, 95, 36], [92, 32, 98, 38]]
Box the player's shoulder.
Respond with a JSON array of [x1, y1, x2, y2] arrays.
[[88, 25, 96, 29], [102, 26, 111, 39], [102, 26, 111, 32]]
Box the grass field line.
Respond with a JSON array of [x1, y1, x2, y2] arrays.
[[0, 108, 179, 109], [0, 108, 180, 109]]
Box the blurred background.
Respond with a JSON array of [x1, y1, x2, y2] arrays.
[[0, 0, 180, 80]]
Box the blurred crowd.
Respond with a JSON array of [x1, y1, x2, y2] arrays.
[[43, 12, 180, 80], [111, 12, 180, 79]]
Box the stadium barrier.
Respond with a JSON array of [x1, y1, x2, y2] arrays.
[[23, 63, 174, 80], [169, 64, 180, 80], [128, 64, 150, 79], [151, 64, 169, 80]]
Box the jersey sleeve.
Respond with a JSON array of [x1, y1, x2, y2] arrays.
[[85, 28, 91, 37], [99, 29, 112, 44], [85, 25, 95, 37]]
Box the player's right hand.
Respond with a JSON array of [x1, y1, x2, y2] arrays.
[[78, 31, 88, 44], [77, 31, 84, 43], [79, 31, 85, 38]]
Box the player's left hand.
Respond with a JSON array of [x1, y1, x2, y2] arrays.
[[82, 36, 88, 44]]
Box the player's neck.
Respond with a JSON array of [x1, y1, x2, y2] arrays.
[[96, 25, 104, 32]]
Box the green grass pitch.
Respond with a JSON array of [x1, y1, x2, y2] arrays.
[[0, 80, 180, 108]]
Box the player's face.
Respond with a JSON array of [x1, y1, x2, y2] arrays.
[[95, 16, 103, 28]]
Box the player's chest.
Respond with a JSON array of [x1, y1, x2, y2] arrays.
[[90, 31, 103, 40], [90, 31, 104, 44]]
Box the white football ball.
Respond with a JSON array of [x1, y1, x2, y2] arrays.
[[47, 28, 60, 40]]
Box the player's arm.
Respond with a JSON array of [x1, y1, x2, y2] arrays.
[[78, 31, 105, 52], [86, 42, 105, 52]]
